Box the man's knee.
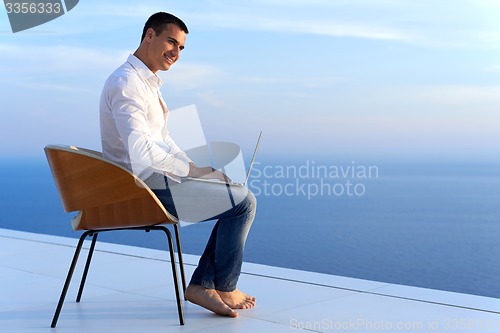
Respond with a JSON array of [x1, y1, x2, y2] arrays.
[[247, 190, 256, 207], [242, 190, 257, 213]]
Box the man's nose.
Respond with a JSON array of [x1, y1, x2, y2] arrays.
[[171, 46, 180, 57]]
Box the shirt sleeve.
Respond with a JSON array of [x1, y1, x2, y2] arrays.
[[162, 127, 193, 165], [106, 75, 190, 178]]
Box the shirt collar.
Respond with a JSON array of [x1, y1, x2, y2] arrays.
[[126, 54, 163, 88]]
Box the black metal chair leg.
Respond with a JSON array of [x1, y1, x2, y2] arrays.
[[76, 232, 98, 302], [159, 226, 185, 326], [173, 224, 187, 299], [51, 226, 185, 327], [51, 230, 92, 328]]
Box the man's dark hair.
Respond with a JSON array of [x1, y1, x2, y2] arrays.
[[141, 12, 189, 42]]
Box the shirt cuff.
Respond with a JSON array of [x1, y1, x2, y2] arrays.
[[172, 158, 190, 177], [175, 151, 193, 164], [163, 158, 189, 183]]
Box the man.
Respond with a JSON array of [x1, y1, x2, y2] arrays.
[[99, 12, 257, 318]]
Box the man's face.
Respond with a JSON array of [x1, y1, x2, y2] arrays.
[[144, 23, 186, 73]]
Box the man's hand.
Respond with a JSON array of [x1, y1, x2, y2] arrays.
[[188, 163, 231, 182]]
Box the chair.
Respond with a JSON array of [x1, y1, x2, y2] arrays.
[[44, 145, 187, 327]]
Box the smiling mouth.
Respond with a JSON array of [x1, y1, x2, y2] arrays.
[[164, 54, 174, 64]]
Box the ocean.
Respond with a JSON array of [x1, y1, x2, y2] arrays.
[[1, 156, 499, 299]]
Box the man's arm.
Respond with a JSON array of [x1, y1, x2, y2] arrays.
[[106, 76, 190, 177]]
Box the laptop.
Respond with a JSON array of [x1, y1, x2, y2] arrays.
[[187, 131, 262, 187]]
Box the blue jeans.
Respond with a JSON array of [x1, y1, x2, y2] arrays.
[[148, 174, 256, 292]]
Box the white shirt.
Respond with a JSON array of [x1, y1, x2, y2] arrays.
[[100, 54, 191, 181]]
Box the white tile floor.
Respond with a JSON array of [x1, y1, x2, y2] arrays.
[[1, 228, 499, 333]]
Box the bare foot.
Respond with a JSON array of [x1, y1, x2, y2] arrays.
[[217, 289, 256, 309], [185, 285, 238, 317]]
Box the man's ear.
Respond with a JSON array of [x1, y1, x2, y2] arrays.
[[144, 28, 156, 42]]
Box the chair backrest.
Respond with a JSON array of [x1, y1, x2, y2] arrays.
[[44, 145, 177, 230]]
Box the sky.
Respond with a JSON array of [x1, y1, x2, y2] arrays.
[[1, 0, 500, 161]]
